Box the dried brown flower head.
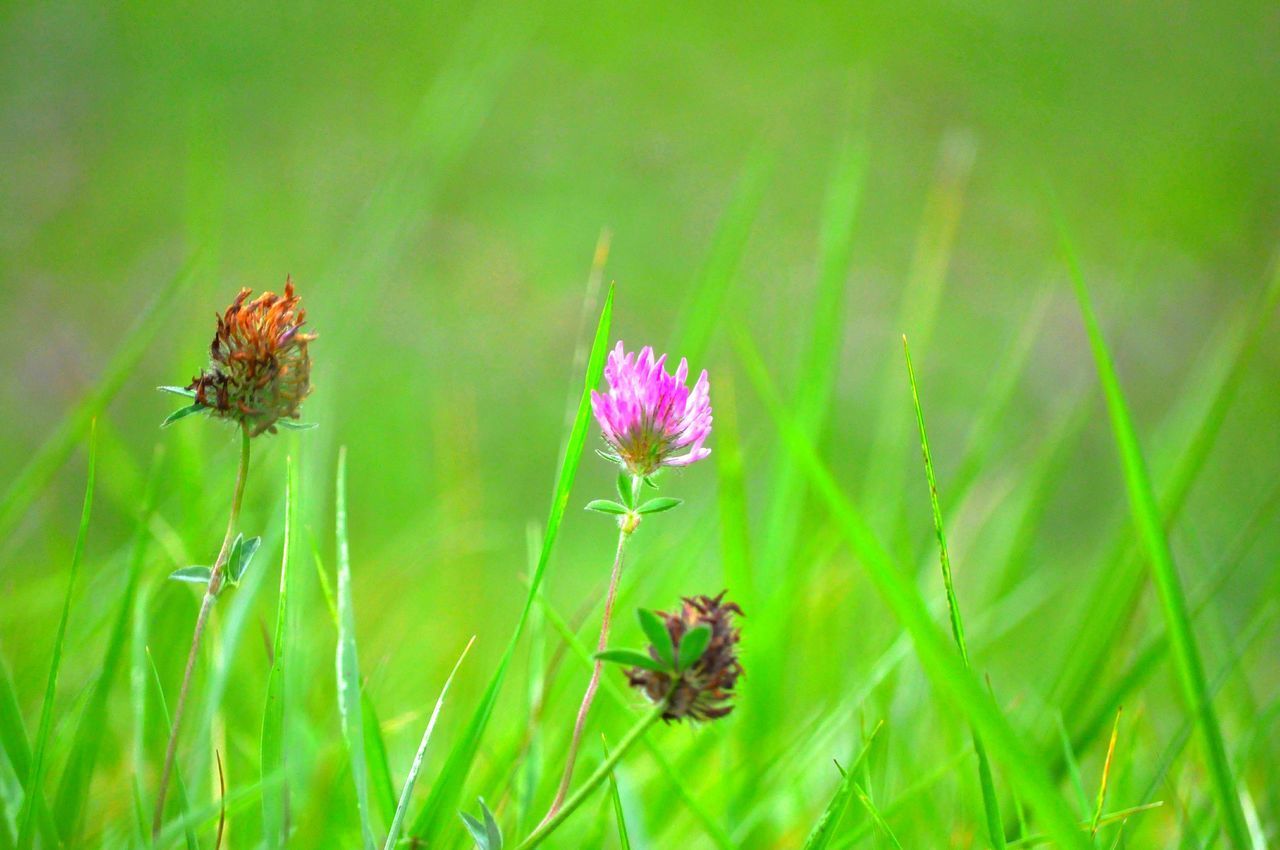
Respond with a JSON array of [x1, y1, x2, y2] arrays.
[[187, 279, 315, 436], [627, 591, 743, 722]]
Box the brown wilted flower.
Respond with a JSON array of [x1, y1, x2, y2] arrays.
[[188, 279, 315, 436], [627, 591, 743, 722]]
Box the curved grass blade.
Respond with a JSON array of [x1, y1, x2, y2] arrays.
[[801, 723, 884, 850], [383, 636, 475, 850], [335, 447, 377, 849], [602, 737, 632, 850], [16, 425, 96, 850], [409, 285, 613, 842], [363, 690, 398, 829], [262, 456, 299, 848], [733, 327, 1092, 850], [0, 253, 200, 546], [903, 336, 1005, 849], [145, 648, 197, 850], [0, 659, 58, 847], [1065, 230, 1249, 848], [53, 445, 163, 843]]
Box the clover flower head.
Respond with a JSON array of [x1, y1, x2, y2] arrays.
[[187, 279, 315, 436], [590, 342, 711, 477], [627, 591, 743, 722]]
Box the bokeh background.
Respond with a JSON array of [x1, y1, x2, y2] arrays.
[[1, 1, 1277, 847]]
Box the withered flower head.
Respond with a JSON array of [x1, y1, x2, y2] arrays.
[[187, 279, 315, 436], [627, 591, 743, 722]]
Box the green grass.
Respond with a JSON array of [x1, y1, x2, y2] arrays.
[[0, 7, 1276, 847], [1064, 224, 1251, 847]]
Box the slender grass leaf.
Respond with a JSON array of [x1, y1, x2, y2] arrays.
[[801, 723, 884, 850], [409, 285, 613, 842], [145, 649, 197, 850], [335, 447, 377, 850], [53, 446, 163, 844], [262, 457, 299, 848], [1065, 227, 1250, 848], [903, 336, 1005, 849], [733, 327, 1092, 850], [383, 636, 475, 850], [363, 691, 398, 829], [602, 737, 632, 850], [16, 426, 96, 850]]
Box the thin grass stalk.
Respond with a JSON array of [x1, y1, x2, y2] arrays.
[[902, 336, 1006, 849], [153, 422, 252, 839], [518, 699, 667, 850], [545, 516, 633, 819]]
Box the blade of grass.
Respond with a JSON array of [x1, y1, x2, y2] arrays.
[[262, 456, 299, 848], [854, 780, 905, 850], [1054, 252, 1280, 725], [0, 254, 200, 546], [0, 659, 58, 847], [145, 648, 197, 850], [383, 636, 475, 850], [1065, 231, 1249, 848], [16, 424, 96, 850], [714, 373, 754, 610], [733, 327, 1092, 850], [601, 737, 632, 850], [335, 446, 377, 850], [800, 722, 884, 850], [903, 336, 1005, 849], [362, 690, 398, 829], [1091, 708, 1123, 838], [53, 445, 163, 844], [409, 284, 614, 842]]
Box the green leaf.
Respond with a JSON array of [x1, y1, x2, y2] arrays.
[[335, 448, 377, 850], [1064, 221, 1249, 847], [17, 427, 96, 850], [363, 690, 398, 829], [676, 625, 711, 672], [410, 285, 614, 843], [460, 798, 502, 850], [616, 473, 638, 508], [383, 636, 475, 850], [801, 723, 883, 850], [637, 609, 676, 670], [602, 736, 632, 850], [594, 649, 668, 674], [54, 447, 163, 845], [733, 326, 1092, 850], [157, 385, 196, 398], [276, 420, 318, 431], [585, 499, 629, 515], [168, 566, 212, 585], [228, 535, 262, 585], [160, 402, 206, 429], [636, 497, 682, 515], [261, 459, 297, 848]]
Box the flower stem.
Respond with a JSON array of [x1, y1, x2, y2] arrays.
[[543, 519, 632, 821], [517, 699, 665, 850], [152, 423, 252, 841]]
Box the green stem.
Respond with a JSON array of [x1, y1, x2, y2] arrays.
[[152, 423, 252, 840], [517, 700, 666, 850]]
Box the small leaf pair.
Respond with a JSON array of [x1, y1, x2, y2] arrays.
[[585, 497, 683, 517], [156, 386, 318, 431], [460, 798, 502, 849], [168, 533, 261, 591], [595, 609, 711, 675]]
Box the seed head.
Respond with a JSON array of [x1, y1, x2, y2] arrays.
[[590, 342, 711, 477], [187, 279, 315, 436], [627, 591, 743, 722]]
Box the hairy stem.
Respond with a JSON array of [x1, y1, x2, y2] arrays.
[[519, 699, 665, 850], [544, 517, 633, 821], [152, 423, 252, 840]]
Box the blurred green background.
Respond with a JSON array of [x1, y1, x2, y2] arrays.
[[1, 1, 1277, 847]]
